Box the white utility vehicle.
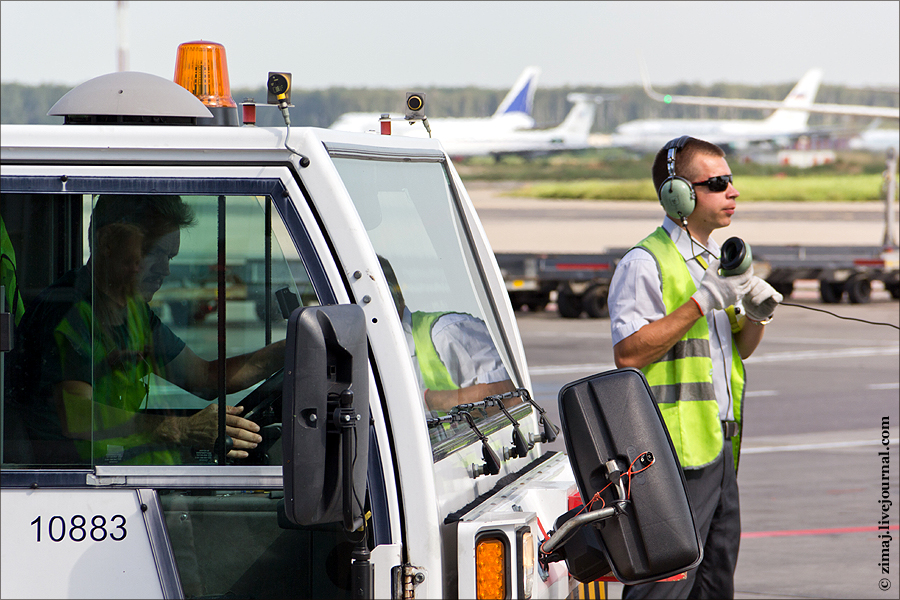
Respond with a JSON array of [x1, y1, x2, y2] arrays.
[[1, 42, 697, 599]]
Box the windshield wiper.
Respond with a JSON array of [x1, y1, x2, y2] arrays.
[[475, 388, 560, 444], [454, 393, 529, 459], [425, 388, 561, 477], [427, 410, 501, 477]]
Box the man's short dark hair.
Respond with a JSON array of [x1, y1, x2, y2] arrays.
[[90, 194, 195, 252], [651, 138, 726, 192]]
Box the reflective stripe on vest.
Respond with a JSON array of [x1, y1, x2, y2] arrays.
[[636, 227, 745, 470], [410, 311, 458, 391]]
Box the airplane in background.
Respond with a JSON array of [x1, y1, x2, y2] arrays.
[[329, 66, 541, 135], [426, 93, 606, 159], [638, 62, 900, 121], [606, 68, 828, 153], [841, 118, 900, 152], [331, 67, 606, 159], [848, 127, 900, 152]]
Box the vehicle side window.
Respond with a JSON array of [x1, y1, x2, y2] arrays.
[[1, 192, 315, 467], [332, 158, 520, 451]]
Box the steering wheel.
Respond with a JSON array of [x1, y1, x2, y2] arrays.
[[237, 368, 285, 424], [234, 369, 285, 465]]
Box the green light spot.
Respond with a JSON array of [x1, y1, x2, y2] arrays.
[[664, 95, 672, 104]]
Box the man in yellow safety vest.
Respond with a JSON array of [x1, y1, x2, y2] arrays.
[[607, 136, 782, 599]]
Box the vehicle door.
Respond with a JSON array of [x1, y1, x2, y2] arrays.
[[0, 166, 395, 599]]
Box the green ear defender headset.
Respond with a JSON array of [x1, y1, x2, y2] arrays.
[[719, 236, 754, 276], [658, 136, 753, 276], [657, 135, 696, 222]]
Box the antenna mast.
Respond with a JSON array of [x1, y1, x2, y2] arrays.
[[116, 1, 129, 72]]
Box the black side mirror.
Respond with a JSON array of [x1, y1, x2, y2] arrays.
[[556, 368, 702, 585], [282, 304, 369, 532]]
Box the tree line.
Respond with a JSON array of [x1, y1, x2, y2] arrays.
[[2, 80, 897, 132]]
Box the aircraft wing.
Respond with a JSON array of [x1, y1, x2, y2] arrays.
[[641, 66, 899, 120]]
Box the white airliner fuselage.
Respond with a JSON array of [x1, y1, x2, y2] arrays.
[[607, 69, 825, 152], [329, 67, 605, 158]]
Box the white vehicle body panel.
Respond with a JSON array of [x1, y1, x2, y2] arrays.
[[1, 121, 576, 599]]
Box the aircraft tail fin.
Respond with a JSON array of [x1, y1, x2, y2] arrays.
[[553, 93, 604, 136], [763, 68, 823, 131], [492, 67, 541, 117]]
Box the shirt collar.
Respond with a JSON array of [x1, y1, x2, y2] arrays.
[[661, 216, 721, 265]]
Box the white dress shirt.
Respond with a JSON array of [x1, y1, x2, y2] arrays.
[[401, 306, 510, 392]]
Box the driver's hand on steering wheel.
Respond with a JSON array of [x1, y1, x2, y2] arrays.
[[181, 404, 262, 459], [223, 405, 263, 459]]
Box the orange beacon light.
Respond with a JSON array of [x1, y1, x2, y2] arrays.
[[174, 40, 237, 108], [173, 41, 240, 126]]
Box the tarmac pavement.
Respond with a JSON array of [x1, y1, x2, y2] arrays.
[[466, 181, 900, 599], [464, 181, 899, 253]]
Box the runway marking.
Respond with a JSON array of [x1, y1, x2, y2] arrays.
[[744, 345, 899, 363], [745, 390, 778, 397], [529, 363, 616, 376], [768, 336, 889, 345], [526, 330, 612, 339], [867, 382, 900, 390], [743, 438, 899, 454], [530, 345, 898, 376], [742, 524, 898, 539]]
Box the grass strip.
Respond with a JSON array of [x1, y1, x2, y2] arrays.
[[509, 174, 891, 202]]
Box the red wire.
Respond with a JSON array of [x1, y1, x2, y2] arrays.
[[536, 515, 548, 539], [541, 452, 655, 554], [625, 452, 654, 499]]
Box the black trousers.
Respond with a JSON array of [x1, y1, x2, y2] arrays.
[[623, 442, 741, 599]]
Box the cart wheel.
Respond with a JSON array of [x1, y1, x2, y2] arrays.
[[887, 282, 900, 300], [582, 285, 609, 319], [819, 280, 844, 304], [508, 291, 529, 312], [557, 290, 583, 319], [525, 301, 548, 312], [845, 274, 871, 304]]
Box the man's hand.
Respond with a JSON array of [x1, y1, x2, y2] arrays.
[[691, 258, 753, 315], [743, 276, 783, 322], [181, 404, 262, 459]]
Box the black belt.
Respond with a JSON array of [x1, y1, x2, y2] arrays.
[[722, 420, 740, 440]]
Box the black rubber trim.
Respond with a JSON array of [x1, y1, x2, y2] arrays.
[[443, 451, 559, 525]]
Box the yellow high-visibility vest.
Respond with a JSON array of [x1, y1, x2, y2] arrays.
[[410, 310, 459, 391], [636, 227, 745, 470]]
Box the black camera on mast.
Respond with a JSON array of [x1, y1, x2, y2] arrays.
[[405, 92, 426, 120]]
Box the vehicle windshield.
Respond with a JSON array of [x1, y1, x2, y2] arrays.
[[332, 157, 520, 449]]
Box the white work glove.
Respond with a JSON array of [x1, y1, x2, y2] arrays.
[[742, 276, 783, 322], [691, 258, 753, 315]]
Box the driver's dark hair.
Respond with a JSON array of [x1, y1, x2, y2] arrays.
[[89, 194, 195, 253]]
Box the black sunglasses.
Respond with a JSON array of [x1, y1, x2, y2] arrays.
[[691, 174, 733, 193]]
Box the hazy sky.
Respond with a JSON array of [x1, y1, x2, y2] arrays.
[[1, 1, 898, 91]]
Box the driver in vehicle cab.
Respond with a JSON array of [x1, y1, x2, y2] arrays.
[[6, 195, 282, 466]]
